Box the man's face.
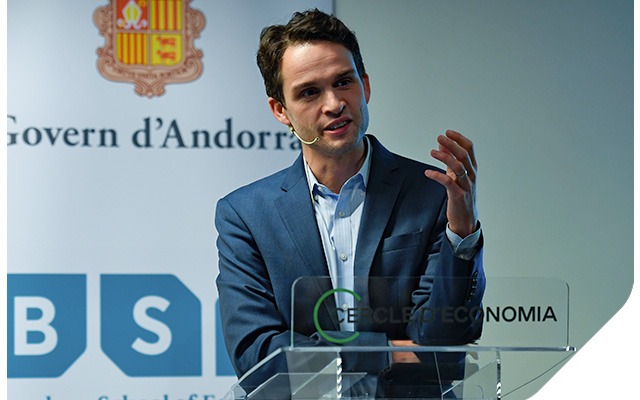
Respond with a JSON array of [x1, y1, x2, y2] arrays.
[[269, 41, 371, 159]]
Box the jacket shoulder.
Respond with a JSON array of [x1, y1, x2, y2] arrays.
[[220, 167, 289, 205]]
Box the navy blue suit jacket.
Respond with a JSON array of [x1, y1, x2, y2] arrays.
[[215, 135, 485, 379]]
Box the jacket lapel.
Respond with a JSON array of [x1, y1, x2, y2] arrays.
[[275, 154, 329, 278], [355, 136, 404, 280], [275, 154, 339, 330]]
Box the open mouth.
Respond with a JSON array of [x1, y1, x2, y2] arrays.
[[325, 119, 351, 133], [328, 120, 349, 130]]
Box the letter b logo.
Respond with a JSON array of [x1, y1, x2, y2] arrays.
[[8, 274, 87, 378]]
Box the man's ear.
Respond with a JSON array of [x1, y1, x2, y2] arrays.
[[268, 97, 291, 126], [362, 73, 371, 104]]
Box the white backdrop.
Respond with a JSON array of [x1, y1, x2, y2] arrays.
[[7, 1, 331, 399], [7, 1, 635, 399]]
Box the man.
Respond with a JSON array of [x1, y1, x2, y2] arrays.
[[216, 9, 485, 395]]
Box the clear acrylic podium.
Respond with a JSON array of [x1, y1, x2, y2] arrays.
[[223, 277, 575, 399]]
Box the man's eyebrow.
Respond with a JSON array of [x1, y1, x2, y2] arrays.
[[290, 69, 358, 94], [335, 69, 357, 79]]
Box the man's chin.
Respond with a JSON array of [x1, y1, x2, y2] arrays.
[[317, 134, 365, 156]]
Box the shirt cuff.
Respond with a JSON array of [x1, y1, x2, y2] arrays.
[[446, 222, 482, 260]]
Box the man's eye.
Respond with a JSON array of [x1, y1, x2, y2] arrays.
[[300, 88, 319, 98], [336, 78, 352, 87]]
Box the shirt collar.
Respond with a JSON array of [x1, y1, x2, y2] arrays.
[[304, 136, 372, 199]]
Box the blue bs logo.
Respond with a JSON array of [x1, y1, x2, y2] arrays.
[[101, 274, 202, 376], [8, 274, 87, 378]]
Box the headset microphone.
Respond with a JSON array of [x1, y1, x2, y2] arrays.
[[289, 126, 320, 145]]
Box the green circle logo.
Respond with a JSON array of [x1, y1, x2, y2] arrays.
[[313, 288, 361, 344]]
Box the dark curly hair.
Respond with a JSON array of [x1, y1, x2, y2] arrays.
[[256, 9, 366, 105]]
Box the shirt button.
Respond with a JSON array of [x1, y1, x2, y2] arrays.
[[338, 211, 346, 218], [342, 303, 349, 311], [340, 253, 348, 261]]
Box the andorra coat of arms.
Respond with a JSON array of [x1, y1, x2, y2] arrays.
[[94, 0, 205, 97]]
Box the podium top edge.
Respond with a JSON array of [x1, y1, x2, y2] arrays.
[[284, 345, 577, 353]]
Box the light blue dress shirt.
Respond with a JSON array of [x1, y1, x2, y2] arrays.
[[304, 136, 481, 332]]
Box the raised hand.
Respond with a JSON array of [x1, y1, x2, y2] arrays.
[[425, 130, 478, 238]]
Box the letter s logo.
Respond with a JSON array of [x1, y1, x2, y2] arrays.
[[100, 274, 201, 376], [131, 296, 172, 355]]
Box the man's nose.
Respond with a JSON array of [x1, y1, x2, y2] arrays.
[[323, 90, 345, 116]]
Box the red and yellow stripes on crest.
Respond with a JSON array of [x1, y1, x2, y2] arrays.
[[150, 0, 182, 31], [115, 0, 183, 65], [117, 32, 149, 65]]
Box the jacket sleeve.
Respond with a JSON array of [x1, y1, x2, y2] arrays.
[[406, 196, 486, 346]]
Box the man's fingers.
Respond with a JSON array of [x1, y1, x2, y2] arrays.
[[429, 149, 472, 189], [437, 134, 476, 182], [445, 130, 477, 169], [425, 169, 467, 193]]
